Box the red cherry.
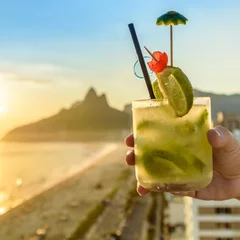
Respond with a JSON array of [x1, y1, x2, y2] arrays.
[[147, 51, 168, 73]]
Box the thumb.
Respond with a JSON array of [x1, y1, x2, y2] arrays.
[[208, 125, 239, 153], [208, 125, 240, 177]]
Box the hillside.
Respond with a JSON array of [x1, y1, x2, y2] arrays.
[[3, 88, 131, 142], [194, 89, 240, 120], [3, 87, 240, 142]]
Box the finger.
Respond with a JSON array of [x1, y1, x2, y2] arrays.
[[125, 134, 134, 147], [208, 126, 240, 177], [208, 125, 240, 153], [137, 183, 149, 196], [126, 149, 135, 165]]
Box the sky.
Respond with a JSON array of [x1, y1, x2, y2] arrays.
[[0, 0, 240, 137]]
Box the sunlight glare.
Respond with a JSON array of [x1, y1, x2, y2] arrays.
[[0, 207, 5, 215], [16, 178, 23, 186], [0, 105, 6, 113]]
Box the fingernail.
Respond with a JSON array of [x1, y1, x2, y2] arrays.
[[214, 127, 223, 140]]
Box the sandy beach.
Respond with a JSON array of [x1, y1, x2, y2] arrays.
[[0, 143, 132, 240], [0, 142, 186, 240]]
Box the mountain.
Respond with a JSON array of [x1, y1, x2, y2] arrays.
[[194, 89, 240, 120], [123, 89, 240, 121], [4, 87, 240, 142], [3, 88, 131, 142]]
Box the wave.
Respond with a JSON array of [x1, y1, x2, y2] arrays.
[[1, 143, 119, 215]]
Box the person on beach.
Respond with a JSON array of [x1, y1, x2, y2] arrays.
[[125, 126, 240, 201]]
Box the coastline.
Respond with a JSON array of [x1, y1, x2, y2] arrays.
[[0, 143, 186, 239], [2, 130, 129, 142], [0, 143, 130, 239], [2, 142, 119, 215]]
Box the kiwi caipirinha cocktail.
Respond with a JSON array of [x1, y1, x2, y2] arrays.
[[129, 11, 212, 192]]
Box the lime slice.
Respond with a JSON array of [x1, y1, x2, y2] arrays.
[[195, 109, 208, 128], [156, 66, 193, 117], [141, 147, 205, 178], [137, 120, 159, 131], [141, 149, 185, 178], [175, 109, 209, 135], [152, 79, 164, 99]]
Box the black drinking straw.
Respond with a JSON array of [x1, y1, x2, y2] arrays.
[[128, 23, 155, 99]]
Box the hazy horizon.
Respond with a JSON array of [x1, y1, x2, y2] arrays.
[[2, 86, 240, 139], [0, 0, 240, 137]]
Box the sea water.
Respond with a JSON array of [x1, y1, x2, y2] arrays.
[[0, 141, 117, 214]]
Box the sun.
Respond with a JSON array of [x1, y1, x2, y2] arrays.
[[0, 105, 6, 113]]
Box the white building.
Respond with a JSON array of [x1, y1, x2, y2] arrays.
[[184, 197, 240, 240]]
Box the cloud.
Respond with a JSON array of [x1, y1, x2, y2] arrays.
[[0, 71, 52, 85], [18, 63, 60, 74], [16, 77, 53, 85], [0, 62, 66, 85], [0, 61, 91, 86]]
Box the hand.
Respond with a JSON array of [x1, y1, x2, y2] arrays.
[[125, 126, 240, 200]]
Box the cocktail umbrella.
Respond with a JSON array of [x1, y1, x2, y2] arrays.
[[156, 11, 188, 66]]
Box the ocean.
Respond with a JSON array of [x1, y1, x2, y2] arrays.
[[0, 141, 118, 215]]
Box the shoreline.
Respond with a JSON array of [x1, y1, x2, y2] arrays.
[[1, 142, 120, 216], [2, 130, 129, 142], [0, 143, 130, 239], [0, 144, 184, 240]]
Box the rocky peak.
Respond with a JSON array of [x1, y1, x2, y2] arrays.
[[83, 87, 109, 108], [84, 87, 98, 102], [99, 93, 108, 106]]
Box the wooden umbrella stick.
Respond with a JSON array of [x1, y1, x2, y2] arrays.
[[144, 46, 158, 61]]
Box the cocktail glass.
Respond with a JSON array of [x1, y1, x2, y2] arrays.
[[132, 97, 212, 192]]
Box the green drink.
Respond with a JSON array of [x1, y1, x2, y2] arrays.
[[133, 97, 212, 192], [128, 11, 213, 192]]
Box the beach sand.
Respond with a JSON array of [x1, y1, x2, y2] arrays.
[[0, 143, 133, 240], [0, 142, 186, 240]]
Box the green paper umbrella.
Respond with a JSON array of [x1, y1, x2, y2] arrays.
[[156, 11, 188, 66]]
